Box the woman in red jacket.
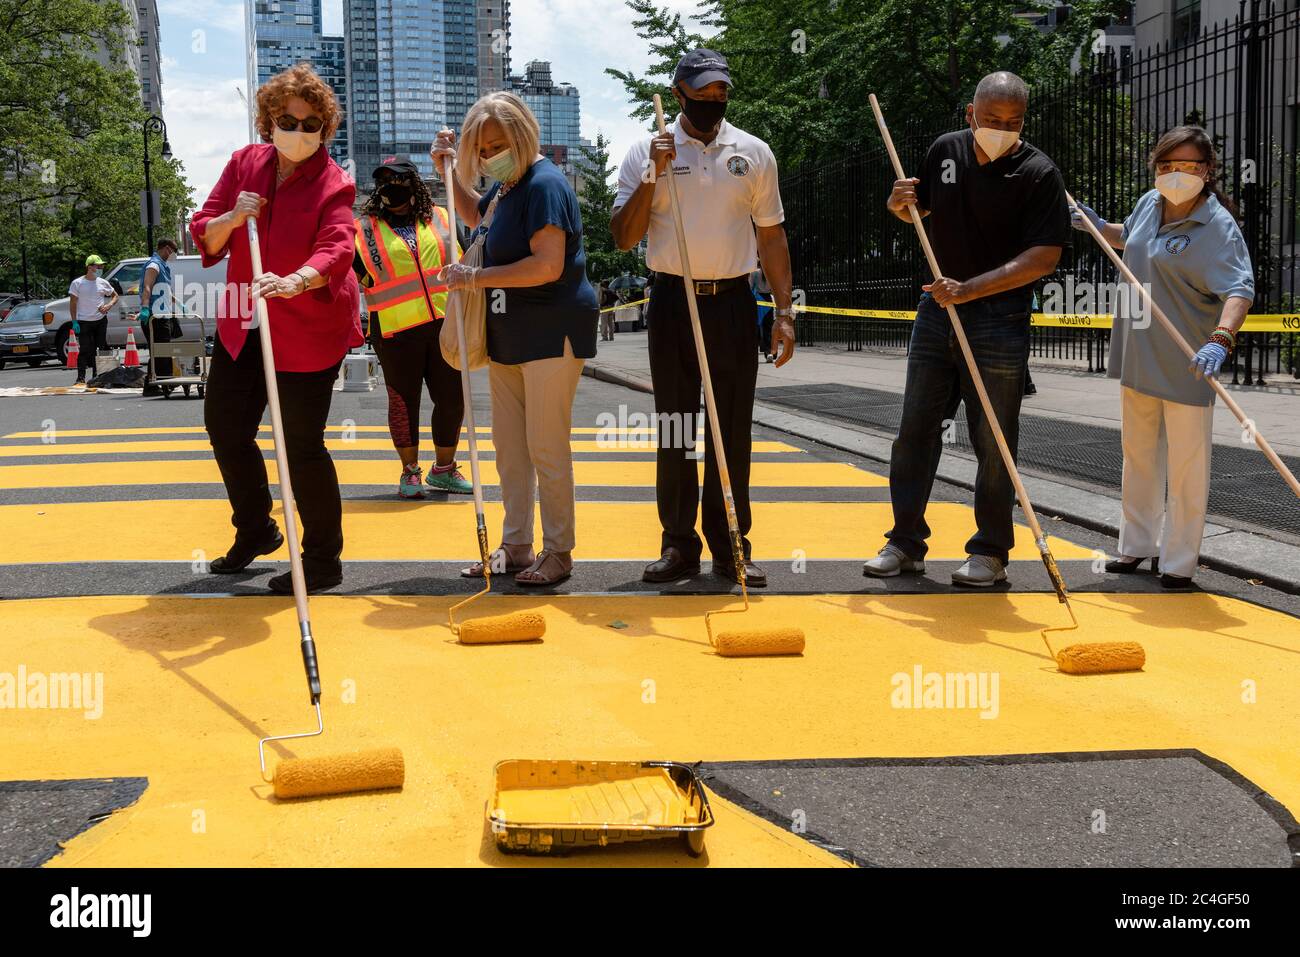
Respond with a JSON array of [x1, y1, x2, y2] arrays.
[[190, 64, 362, 593]]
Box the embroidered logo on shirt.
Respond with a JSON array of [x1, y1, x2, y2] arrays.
[[1165, 234, 1192, 255], [726, 156, 751, 177]]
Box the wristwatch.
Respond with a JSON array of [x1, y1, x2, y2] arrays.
[[293, 271, 309, 293], [775, 307, 795, 319]]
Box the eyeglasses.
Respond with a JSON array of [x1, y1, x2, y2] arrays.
[[1155, 160, 1207, 174], [274, 114, 324, 134]]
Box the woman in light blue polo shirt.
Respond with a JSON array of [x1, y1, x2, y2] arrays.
[[1073, 125, 1254, 588]]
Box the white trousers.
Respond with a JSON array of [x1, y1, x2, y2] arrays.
[[1118, 386, 1214, 579]]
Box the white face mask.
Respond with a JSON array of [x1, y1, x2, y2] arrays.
[[972, 115, 1020, 161], [1154, 170, 1203, 206], [272, 126, 321, 163]]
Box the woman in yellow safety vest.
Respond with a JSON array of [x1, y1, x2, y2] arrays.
[[353, 158, 472, 497]]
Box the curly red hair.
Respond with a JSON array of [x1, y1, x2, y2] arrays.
[[254, 63, 342, 144]]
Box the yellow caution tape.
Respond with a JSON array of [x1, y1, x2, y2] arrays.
[[757, 302, 1300, 332], [598, 297, 649, 314]]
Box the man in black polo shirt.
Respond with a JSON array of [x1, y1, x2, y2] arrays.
[[864, 72, 1070, 587]]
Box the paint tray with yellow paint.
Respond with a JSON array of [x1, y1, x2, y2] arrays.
[[488, 760, 714, 856]]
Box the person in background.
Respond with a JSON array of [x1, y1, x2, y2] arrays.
[[192, 63, 361, 594], [611, 48, 796, 588], [140, 238, 180, 397], [864, 72, 1071, 588], [353, 157, 471, 498], [751, 259, 774, 362], [1073, 125, 1253, 589], [67, 254, 117, 385], [598, 279, 618, 341], [432, 91, 598, 586]]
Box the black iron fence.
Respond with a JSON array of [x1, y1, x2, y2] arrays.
[[784, 1, 1300, 383]]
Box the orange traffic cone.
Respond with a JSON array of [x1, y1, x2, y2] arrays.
[[65, 329, 80, 369], [123, 326, 140, 368]]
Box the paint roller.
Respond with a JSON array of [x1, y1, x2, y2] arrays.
[[247, 217, 405, 798], [652, 93, 804, 658], [440, 143, 545, 645], [868, 94, 1143, 676]]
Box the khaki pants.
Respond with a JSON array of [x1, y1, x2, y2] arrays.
[[1118, 385, 1214, 579], [488, 339, 584, 553]]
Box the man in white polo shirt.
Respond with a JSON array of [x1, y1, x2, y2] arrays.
[[611, 48, 795, 587]]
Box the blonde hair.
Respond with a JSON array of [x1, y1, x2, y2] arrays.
[[456, 91, 540, 185]]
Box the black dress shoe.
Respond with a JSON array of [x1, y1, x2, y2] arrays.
[[711, 559, 767, 587], [1159, 573, 1194, 590], [210, 529, 284, 574], [1105, 556, 1159, 574], [268, 568, 342, 595], [642, 547, 701, 583]]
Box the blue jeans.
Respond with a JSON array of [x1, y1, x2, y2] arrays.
[[886, 292, 1031, 564]]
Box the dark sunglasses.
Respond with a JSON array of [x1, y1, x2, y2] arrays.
[[274, 114, 324, 134]]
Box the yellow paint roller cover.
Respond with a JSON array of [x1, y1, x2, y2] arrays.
[[272, 747, 405, 799], [1056, 642, 1146, 675], [457, 612, 547, 645], [714, 629, 806, 657]]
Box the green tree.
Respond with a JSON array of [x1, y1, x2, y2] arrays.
[[607, 0, 1130, 169], [576, 132, 644, 282], [0, 0, 193, 293]]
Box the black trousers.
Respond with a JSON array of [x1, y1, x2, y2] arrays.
[[203, 334, 344, 577], [75, 318, 108, 380], [647, 276, 758, 562], [369, 317, 464, 448]]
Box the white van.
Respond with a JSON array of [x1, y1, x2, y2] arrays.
[[44, 255, 228, 364]]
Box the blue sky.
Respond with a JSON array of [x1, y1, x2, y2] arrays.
[[158, 0, 705, 201]]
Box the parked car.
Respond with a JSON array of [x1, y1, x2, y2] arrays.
[[42, 255, 227, 365], [0, 292, 24, 321], [0, 299, 59, 368]]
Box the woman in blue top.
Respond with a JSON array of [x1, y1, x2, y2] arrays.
[[1073, 126, 1254, 588], [433, 91, 598, 586]]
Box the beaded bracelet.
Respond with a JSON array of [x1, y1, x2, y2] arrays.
[[1209, 328, 1236, 353]]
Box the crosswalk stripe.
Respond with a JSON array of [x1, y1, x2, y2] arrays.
[[0, 458, 887, 490], [1, 500, 1094, 563], [0, 437, 804, 457]]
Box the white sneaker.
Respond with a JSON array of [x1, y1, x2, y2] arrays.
[[952, 554, 1007, 587], [863, 543, 925, 578]]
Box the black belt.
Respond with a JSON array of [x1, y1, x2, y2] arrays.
[[659, 274, 749, 297]]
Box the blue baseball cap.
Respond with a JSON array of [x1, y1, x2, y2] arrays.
[[673, 49, 731, 90]]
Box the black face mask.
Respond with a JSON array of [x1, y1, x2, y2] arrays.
[[378, 182, 412, 208], [677, 89, 727, 133]]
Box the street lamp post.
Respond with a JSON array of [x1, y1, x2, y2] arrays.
[[142, 114, 172, 250], [12, 148, 30, 299]]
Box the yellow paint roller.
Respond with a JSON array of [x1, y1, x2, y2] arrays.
[[441, 144, 545, 646], [247, 217, 405, 798], [868, 93, 1142, 676], [652, 94, 804, 658]]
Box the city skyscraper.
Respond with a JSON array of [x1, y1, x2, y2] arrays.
[[345, 0, 509, 181], [93, 0, 164, 113], [510, 61, 582, 183], [246, 0, 349, 165]]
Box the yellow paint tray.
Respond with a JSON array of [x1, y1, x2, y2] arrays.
[[488, 759, 715, 856]]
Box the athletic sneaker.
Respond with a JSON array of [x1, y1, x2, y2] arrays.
[[425, 463, 473, 494], [951, 554, 1008, 587], [399, 463, 425, 499], [863, 543, 925, 577]]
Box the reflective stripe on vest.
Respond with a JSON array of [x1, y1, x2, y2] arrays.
[[354, 208, 455, 337]]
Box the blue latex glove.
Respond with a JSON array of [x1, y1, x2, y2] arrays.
[[139, 305, 151, 321], [1070, 201, 1105, 233], [1191, 341, 1228, 378], [72, 320, 80, 334]]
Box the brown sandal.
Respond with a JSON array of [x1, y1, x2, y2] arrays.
[[514, 549, 573, 587], [461, 544, 535, 579]]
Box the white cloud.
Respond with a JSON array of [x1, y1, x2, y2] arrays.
[[162, 73, 251, 204], [159, 0, 244, 34]]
